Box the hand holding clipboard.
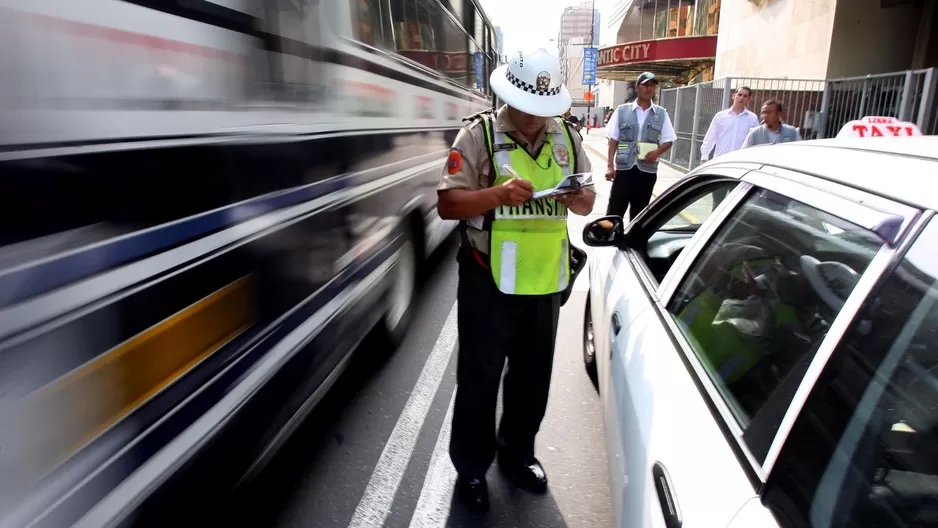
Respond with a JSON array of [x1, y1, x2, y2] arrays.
[[502, 164, 595, 201]]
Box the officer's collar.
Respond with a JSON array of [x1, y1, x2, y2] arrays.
[[494, 105, 563, 134]]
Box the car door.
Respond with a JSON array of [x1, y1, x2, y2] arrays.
[[596, 172, 750, 527], [605, 167, 919, 528], [759, 214, 938, 527]]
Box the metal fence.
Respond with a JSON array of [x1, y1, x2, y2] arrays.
[[659, 68, 938, 172]]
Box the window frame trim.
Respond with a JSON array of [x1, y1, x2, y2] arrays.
[[742, 169, 921, 248], [654, 174, 754, 304], [761, 209, 936, 478], [620, 172, 752, 302]]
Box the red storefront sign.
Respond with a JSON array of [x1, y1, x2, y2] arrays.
[[597, 36, 718, 68]]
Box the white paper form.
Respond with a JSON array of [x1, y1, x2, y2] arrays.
[[532, 173, 595, 200]]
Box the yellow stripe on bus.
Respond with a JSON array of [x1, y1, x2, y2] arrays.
[[1, 275, 256, 481]]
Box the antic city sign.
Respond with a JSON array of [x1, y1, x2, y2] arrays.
[[597, 36, 717, 69]]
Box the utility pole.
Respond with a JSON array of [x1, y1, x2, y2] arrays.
[[585, 0, 596, 131]]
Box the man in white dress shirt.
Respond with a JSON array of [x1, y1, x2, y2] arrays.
[[698, 86, 760, 207], [699, 86, 760, 162]]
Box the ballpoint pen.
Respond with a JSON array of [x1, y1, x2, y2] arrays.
[[502, 164, 523, 179]]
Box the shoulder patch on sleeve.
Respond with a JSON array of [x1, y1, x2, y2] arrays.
[[446, 148, 464, 175]]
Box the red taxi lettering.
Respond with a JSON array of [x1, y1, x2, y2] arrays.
[[838, 117, 922, 138], [852, 124, 918, 137], [882, 125, 916, 136]]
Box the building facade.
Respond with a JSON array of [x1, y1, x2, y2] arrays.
[[715, 0, 935, 80], [596, 0, 938, 86], [559, 36, 594, 116], [593, 0, 938, 171], [558, 2, 601, 48], [595, 0, 720, 86], [556, 2, 602, 122], [596, 0, 631, 115]]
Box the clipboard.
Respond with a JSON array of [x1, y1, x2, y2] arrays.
[[637, 142, 658, 160]]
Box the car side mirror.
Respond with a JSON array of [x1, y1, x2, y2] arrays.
[[583, 215, 625, 247]]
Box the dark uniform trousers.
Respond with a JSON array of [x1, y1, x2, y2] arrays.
[[606, 165, 657, 221], [449, 243, 561, 479]]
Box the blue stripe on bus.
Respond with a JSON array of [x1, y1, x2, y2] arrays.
[[0, 176, 348, 309], [17, 236, 401, 528]]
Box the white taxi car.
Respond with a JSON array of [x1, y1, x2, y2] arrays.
[[582, 129, 938, 527]]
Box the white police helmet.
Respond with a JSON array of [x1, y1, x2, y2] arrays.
[[490, 49, 572, 117]]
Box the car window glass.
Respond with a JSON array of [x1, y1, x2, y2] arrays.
[[765, 218, 938, 528], [659, 183, 732, 231], [666, 187, 883, 462], [640, 181, 735, 283]]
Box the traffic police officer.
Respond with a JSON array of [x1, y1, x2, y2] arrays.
[[604, 71, 676, 220], [437, 49, 595, 511]]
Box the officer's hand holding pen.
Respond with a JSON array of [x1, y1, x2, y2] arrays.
[[497, 165, 534, 206]]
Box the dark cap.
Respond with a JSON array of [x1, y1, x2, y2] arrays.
[[636, 72, 658, 85]]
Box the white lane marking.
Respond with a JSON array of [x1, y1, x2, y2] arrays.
[[347, 303, 458, 528], [407, 390, 457, 528]]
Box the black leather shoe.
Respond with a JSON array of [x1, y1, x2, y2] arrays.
[[498, 455, 549, 493], [455, 476, 490, 512]]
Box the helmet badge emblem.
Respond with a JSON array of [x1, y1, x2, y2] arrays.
[[536, 72, 551, 92]]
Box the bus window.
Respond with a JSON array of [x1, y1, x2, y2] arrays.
[[350, 0, 393, 50], [261, 0, 322, 103], [448, 0, 465, 24], [440, 8, 469, 84]]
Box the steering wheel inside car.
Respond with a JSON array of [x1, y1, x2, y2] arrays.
[[800, 255, 861, 312]]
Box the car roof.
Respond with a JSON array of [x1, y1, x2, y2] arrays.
[[698, 136, 938, 211]]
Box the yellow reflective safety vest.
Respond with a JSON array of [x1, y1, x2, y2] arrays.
[[480, 116, 575, 295]]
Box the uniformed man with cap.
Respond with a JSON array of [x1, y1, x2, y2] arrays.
[[604, 71, 676, 220], [437, 49, 595, 511]]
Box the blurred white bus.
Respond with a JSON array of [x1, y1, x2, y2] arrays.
[[0, 1, 497, 526]]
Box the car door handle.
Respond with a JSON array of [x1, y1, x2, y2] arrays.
[[652, 462, 682, 528], [611, 312, 622, 335]]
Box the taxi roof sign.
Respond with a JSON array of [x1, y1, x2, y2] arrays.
[[836, 116, 923, 138]]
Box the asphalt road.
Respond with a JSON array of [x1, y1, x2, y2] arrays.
[[208, 137, 687, 528]]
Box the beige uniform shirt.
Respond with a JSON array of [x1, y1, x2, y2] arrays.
[[438, 105, 592, 254]]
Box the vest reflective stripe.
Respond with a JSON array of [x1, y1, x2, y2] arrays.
[[482, 117, 573, 295], [499, 240, 517, 293], [558, 238, 569, 291], [615, 103, 667, 172]]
